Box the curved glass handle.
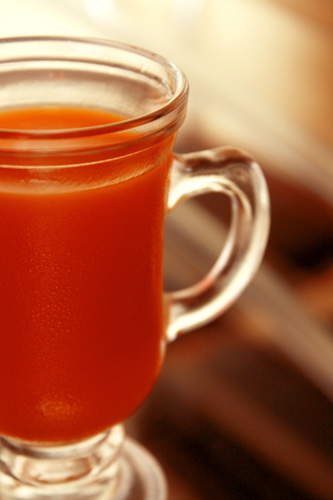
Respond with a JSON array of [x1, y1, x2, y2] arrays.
[[165, 147, 270, 341]]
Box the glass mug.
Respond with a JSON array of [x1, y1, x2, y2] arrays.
[[0, 37, 269, 500]]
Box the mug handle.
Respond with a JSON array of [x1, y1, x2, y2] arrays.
[[165, 147, 270, 341]]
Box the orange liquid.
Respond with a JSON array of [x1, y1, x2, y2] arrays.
[[0, 108, 174, 442]]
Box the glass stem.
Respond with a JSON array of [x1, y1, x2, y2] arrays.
[[0, 425, 124, 499]]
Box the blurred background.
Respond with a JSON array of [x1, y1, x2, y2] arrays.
[[1, 1, 332, 499]]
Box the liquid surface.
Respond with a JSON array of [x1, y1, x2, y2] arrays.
[[0, 107, 174, 442]]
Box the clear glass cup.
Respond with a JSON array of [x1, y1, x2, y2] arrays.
[[0, 37, 270, 500]]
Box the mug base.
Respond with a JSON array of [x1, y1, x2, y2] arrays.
[[0, 427, 167, 500]]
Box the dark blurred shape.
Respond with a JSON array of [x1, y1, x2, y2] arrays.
[[136, 335, 332, 500]]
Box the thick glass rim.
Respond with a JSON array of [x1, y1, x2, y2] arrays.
[[0, 36, 189, 140]]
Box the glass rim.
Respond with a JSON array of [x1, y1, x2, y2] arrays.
[[0, 35, 189, 140]]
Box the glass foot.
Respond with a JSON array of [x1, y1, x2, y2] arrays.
[[0, 426, 167, 500], [117, 438, 167, 500]]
